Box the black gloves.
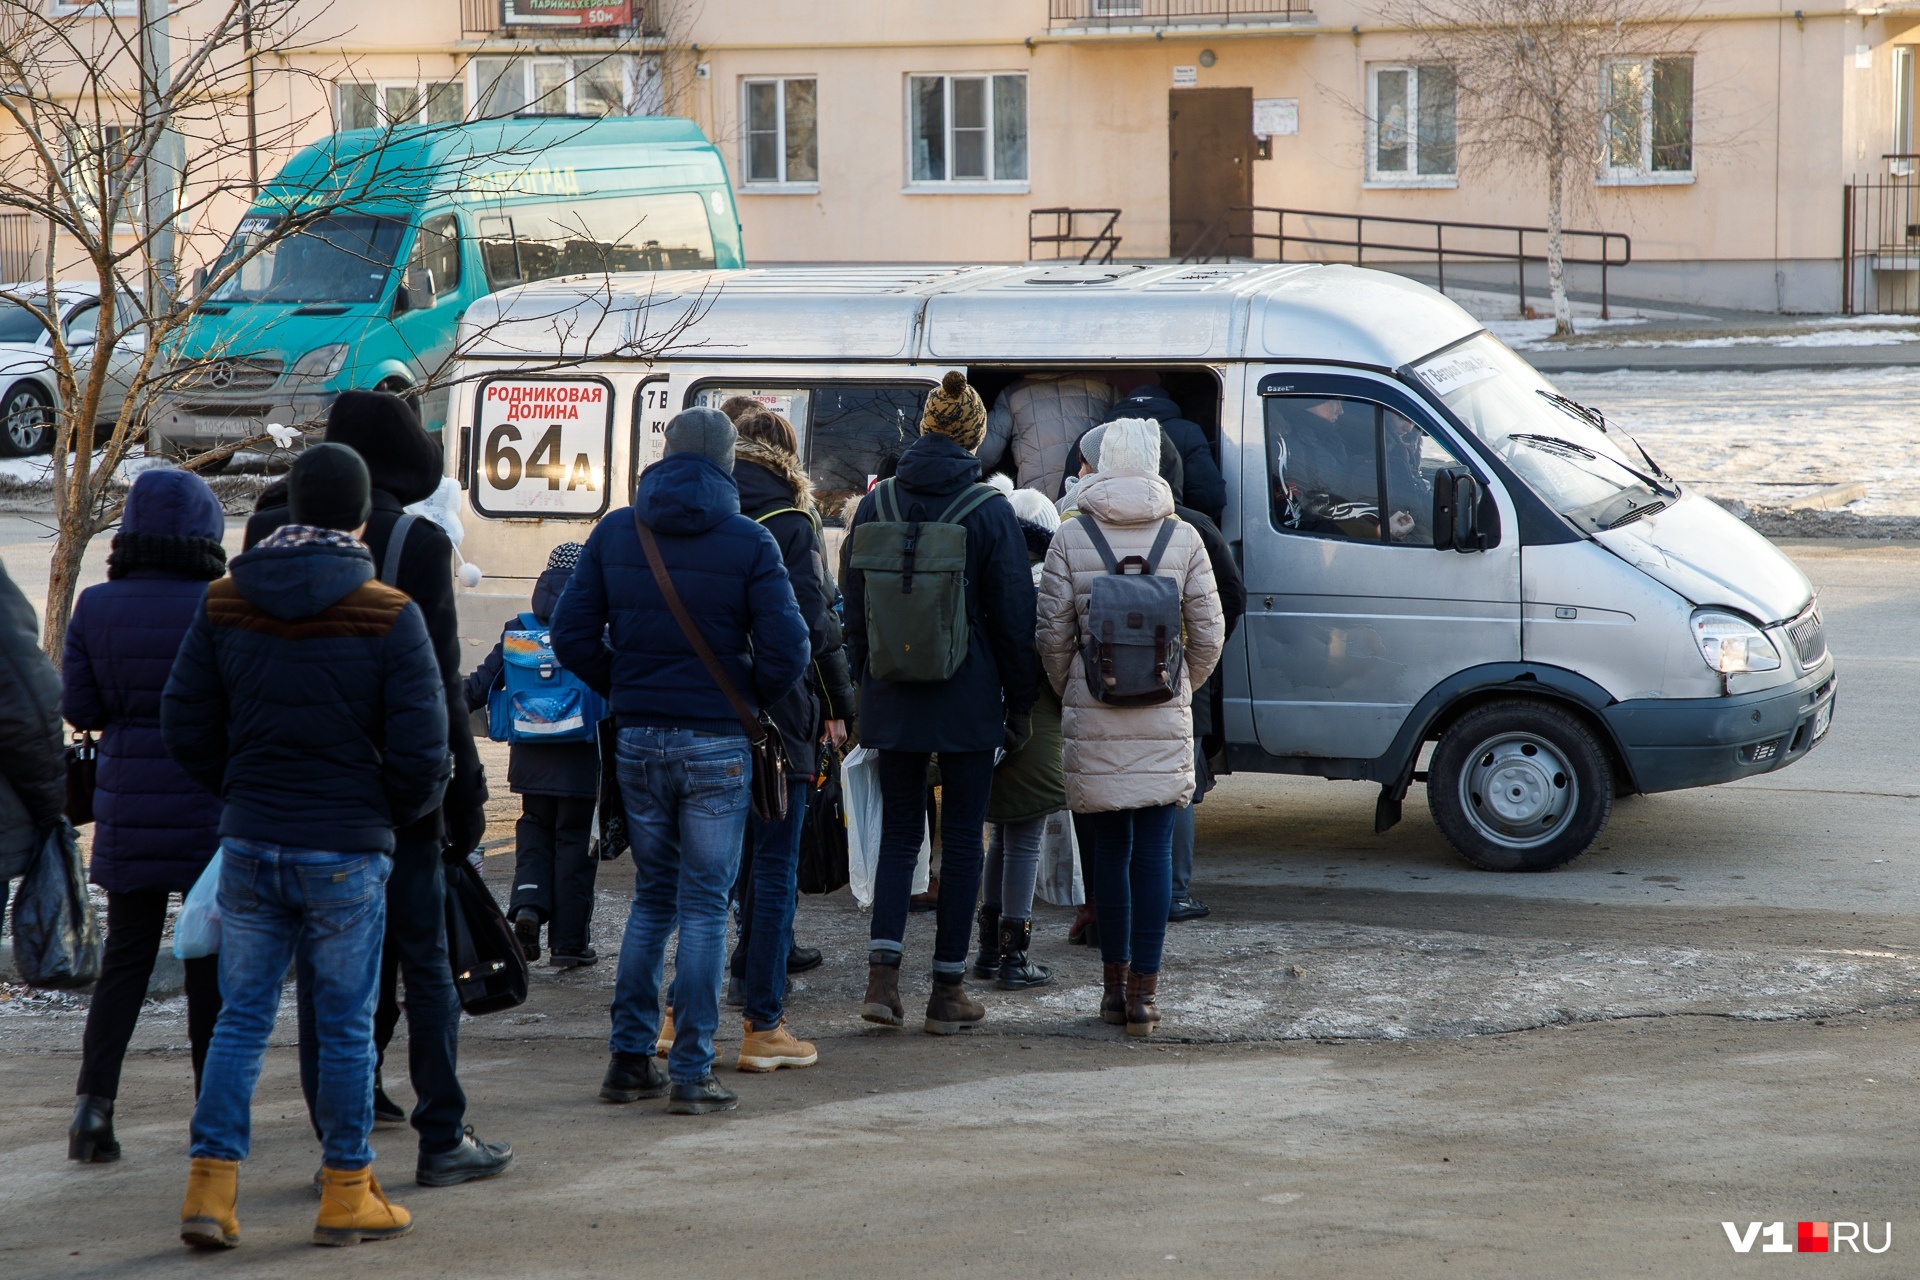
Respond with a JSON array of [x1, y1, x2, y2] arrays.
[[1003, 711, 1033, 756]]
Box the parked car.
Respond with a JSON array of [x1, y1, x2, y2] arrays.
[[440, 262, 1838, 873], [148, 114, 745, 468], [0, 285, 140, 457]]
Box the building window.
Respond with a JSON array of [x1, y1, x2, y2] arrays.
[[906, 73, 1028, 187], [1602, 56, 1693, 182], [742, 78, 818, 187], [338, 80, 465, 130], [1367, 64, 1456, 186], [471, 55, 660, 120], [1894, 47, 1915, 175]]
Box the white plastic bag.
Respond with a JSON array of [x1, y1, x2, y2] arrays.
[[842, 746, 931, 908], [1032, 810, 1085, 907], [172, 851, 224, 960]]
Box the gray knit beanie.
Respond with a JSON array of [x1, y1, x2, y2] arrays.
[[663, 407, 736, 472]]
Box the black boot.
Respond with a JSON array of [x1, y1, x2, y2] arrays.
[[994, 917, 1053, 991], [371, 1076, 406, 1128], [600, 1052, 669, 1104], [970, 905, 1000, 979], [68, 1094, 119, 1163], [786, 943, 823, 974]]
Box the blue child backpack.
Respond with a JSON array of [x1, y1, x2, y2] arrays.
[[487, 612, 608, 745]]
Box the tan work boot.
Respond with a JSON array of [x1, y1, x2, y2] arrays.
[[180, 1156, 240, 1249], [1100, 961, 1130, 1026], [655, 1010, 675, 1059], [736, 1019, 819, 1072], [313, 1165, 413, 1247], [1125, 970, 1161, 1038]]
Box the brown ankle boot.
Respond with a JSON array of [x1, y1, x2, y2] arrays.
[[180, 1156, 240, 1249], [923, 976, 985, 1035], [861, 953, 903, 1027], [1100, 962, 1129, 1025], [1125, 970, 1161, 1038]]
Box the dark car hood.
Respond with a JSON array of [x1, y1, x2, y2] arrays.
[[228, 541, 375, 620], [635, 452, 740, 536]]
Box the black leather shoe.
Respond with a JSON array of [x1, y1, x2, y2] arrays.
[[416, 1127, 514, 1187], [1167, 897, 1212, 922], [68, 1094, 120, 1163], [600, 1052, 669, 1103], [786, 944, 823, 974], [667, 1076, 739, 1115], [550, 946, 598, 970], [372, 1080, 407, 1128], [725, 975, 746, 1007], [512, 907, 542, 961]]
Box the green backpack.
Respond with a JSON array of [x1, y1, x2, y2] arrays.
[[847, 477, 1001, 683]]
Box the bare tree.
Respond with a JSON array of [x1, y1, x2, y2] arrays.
[[0, 0, 709, 659], [1379, 0, 1697, 334]]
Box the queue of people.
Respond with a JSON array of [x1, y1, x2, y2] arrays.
[[0, 369, 1231, 1251]]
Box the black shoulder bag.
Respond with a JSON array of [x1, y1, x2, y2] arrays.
[[635, 513, 791, 822]]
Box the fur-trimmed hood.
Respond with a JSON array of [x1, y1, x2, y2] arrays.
[[733, 438, 816, 518]]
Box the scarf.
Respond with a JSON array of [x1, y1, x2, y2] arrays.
[[106, 532, 227, 582]]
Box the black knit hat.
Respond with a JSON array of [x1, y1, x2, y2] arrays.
[[325, 389, 442, 506], [288, 442, 373, 531]]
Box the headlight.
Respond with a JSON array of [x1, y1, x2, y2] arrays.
[[289, 343, 348, 380], [1691, 610, 1782, 674]]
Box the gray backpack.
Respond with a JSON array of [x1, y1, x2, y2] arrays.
[[1076, 516, 1183, 707]]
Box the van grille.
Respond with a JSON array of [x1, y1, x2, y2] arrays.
[[166, 356, 284, 394], [1787, 606, 1826, 667]]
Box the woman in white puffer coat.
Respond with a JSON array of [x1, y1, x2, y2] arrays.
[[1035, 417, 1224, 1037]]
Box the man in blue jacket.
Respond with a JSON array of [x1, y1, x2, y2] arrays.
[[551, 408, 807, 1115], [163, 444, 450, 1250]]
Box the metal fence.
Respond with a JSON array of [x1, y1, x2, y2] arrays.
[[1028, 208, 1123, 265], [1047, 0, 1309, 28], [0, 214, 35, 283], [1184, 205, 1632, 318], [1842, 171, 1920, 315]]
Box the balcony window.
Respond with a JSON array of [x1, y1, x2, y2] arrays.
[[1601, 56, 1694, 184], [471, 55, 659, 120], [337, 80, 466, 130]]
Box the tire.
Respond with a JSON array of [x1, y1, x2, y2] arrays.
[[376, 377, 421, 421], [0, 381, 52, 457], [1427, 699, 1613, 872]]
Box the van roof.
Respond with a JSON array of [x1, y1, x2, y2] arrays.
[[254, 116, 725, 216], [458, 262, 1484, 369]]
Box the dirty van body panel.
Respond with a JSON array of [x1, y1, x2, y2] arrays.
[[1594, 493, 1814, 625], [1606, 663, 1836, 793], [1237, 366, 1522, 762], [1521, 540, 1712, 703]]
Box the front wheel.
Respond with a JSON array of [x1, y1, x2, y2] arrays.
[[0, 381, 52, 457], [1427, 700, 1613, 872]]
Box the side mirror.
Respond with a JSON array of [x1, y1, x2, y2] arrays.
[[405, 264, 436, 305], [1432, 468, 1496, 553], [392, 284, 416, 315], [192, 265, 208, 295]]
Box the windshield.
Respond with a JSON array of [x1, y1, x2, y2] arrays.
[[0, 301, 48, 344], [1414, 333, 1675, 534], [209, 213, 406, 305]]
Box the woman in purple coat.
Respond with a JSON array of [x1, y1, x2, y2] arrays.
[[62, 468, 227, 1162]]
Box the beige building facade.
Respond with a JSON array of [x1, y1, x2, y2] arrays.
[[16, 0, 1920, 312]]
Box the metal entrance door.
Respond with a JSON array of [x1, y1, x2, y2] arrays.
[[1169, 88, 1252, 259]]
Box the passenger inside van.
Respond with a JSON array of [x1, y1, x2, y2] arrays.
[[1267, 396, 1450, 546]]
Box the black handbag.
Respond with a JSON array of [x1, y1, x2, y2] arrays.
[[64, 731, 97, 827], [590, 717, 629, 862], [442, 855, 529, 1016], [797, 743, 849, 895], [635, 513, 792, 822]]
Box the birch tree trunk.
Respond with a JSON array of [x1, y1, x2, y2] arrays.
[[1545, 115, 1574, 336]]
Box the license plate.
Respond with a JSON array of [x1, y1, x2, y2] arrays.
[[195, 417, 248, 438], [1813, 701, 1833, 742]]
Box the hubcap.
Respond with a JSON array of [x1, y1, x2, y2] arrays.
[[5, 391, 47, 449], [1459, 732, 1577, 850]]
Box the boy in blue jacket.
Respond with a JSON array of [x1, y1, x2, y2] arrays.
[[163, 444, 450, 1251]]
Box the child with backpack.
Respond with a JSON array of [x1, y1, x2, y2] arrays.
[[1035, 418, 1224, 1038], [464, 542, 605, 968]]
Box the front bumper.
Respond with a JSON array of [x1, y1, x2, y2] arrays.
[[1604, 663, 1837, 794], [148, 391, 335, 456]]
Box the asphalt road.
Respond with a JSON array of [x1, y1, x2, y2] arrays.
[[3, 531, 1918, 1278]]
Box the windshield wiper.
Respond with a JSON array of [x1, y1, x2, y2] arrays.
[[1507, 433, 1676, 498], [1535, 389, 1675, 489]]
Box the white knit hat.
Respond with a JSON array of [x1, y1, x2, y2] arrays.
[[1098, 417, 1161, 475]]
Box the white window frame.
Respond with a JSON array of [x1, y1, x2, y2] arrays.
[[903, 72, 1030, 195], [50, 1, 142, 14], [739, 76, 819, 194], [1597, 55, 1695, 186], [1364, 63, 1457, 189], [337, 79, 467, 130], [1893, 46, 1915, 176], [466, 55, 655, 121]]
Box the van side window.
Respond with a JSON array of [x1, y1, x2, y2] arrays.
[[407, 214, 461, 300], [1265, 395, 1463, 547], [473, 193, 717, 287], [478, 216, 522, 291], [694, 382, 929, 525]]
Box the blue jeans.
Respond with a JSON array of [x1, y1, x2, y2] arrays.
[[735, 779, 811, 1032], [1088, 806, 1176, 976], [610, 728, 752, 1084], [190, 839, 390, 1170]]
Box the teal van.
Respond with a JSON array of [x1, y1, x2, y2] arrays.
[[150, 115, 742, 463]]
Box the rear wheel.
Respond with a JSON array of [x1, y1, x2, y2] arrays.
[[1427, 700, 1612, 872], [375, 377, 421, 421], [0, 381, 52, 457]]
